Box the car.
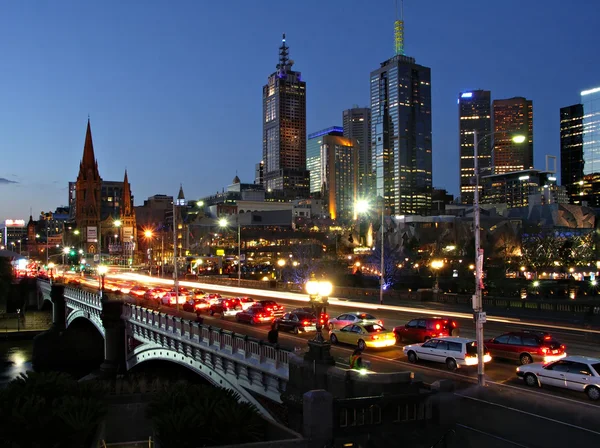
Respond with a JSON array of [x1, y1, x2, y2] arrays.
[[291, 307, 329, 327], [517, 356, 600, 401], [203, 293, 223, 305], [190, 289, 205, 299], [235, 305, 275, 325], [183, 298, 210, 314], [403, 337, 492, 371], [254, 300, 284, 317], [274, 311, 318, 334], [145, 288, 167, 300], [328, 312, 381, 331], [394, 317, 459, 343], [485, 330, 566, 365], [329, 323, 396, 351], [129, 285, 147, 297], [209, 298, 242, 317], [160, 292, 187, 306], [238, 297, 256, 310]]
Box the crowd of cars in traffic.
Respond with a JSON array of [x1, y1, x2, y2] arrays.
[[78, 278, 600, 402]]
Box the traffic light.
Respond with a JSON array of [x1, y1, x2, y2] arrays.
[[69, 250, 75, 256]]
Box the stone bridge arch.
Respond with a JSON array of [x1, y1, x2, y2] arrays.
[[127, 345, 272, 418], [66, 310, 106, 338]]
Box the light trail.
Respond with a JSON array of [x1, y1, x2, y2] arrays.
[[108, 273, 600, 335]]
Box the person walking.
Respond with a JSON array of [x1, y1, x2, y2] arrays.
[[267, 323, 279, 344], [349, 348, 363, 370]]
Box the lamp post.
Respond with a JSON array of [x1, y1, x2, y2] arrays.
[[219, 217, 242, 286], [144, 230, 153, 276], [62, 247, 70, 266], [473, 130, 525, 386], [277, 259, 286, 281], [113, 219, 122, 265], [97, 265, 108, 298], [431, 259, 444, 292], [305, 273, 333, 344], [17, 239, 21, 255], [355, 198, 385, 305], [48, 262, 55, 284]]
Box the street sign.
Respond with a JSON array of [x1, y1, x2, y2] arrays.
[[93, 254, 100, 262], [477, 312, 487, 323]]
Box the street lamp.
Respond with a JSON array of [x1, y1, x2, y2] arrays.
[[113, 219, 122, 265], [17, 240, 21, 255], [219, 217, 242, 286], [144, 230, 154, 276], [48, 262, 55, 284], [97, 265, 108, 298], [277, 258, 286, 281], [62, 247, 70, 265], [430, 259, 444, 291], [473, 130, 525, 386], [354, 198, 385, 305], [305, 273, 333, 344]]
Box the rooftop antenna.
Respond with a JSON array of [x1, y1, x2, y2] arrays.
[[394, 0, 405, 56]]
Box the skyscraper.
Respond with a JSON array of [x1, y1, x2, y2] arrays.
[[560, 87, 600, 206], [560, 103, 584, 203], [492, 97, 533, 174], [369, 11, 432, 215], [307, 127, 358, 220], [343, 107, 371, 198], [262, 34, 309, 199], [458, 90, 492, 204]]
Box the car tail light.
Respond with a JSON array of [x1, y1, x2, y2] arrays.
[[378, 320, 383, 326], [302, 320, 310, 326], [435, 323, 441, 330], [541, 347, 548, 354], [544, 336, 551, 340], [452, 322, 457, 327], [371, 335, 380, 340]]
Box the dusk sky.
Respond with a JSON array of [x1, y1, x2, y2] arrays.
[[0, 0, 598, 223]]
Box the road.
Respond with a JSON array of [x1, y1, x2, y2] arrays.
[[84, 273, 600, 447]]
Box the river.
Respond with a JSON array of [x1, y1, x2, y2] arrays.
[[0, 339, 34, 387]]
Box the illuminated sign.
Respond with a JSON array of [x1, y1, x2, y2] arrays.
[[518, 176, 530, 181], [461, 92, 473, 98], [87, 226, 98, 242], [581, 87, 600, 96], [216, 249, 225, 256], [5, 219, 25, 227]]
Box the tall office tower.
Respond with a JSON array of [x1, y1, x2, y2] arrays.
[[262, 34, 309, 199], [492, 97, 533, 174], [370, 8, 432, 215], [561, 87, 600, 206], [560, 104, 584, 203], [307, 127, 358, 220], [458, 90, 492, 204], [343, 107, 372, 198]]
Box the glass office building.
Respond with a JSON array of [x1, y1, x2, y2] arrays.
[[343, 107, 372, 198], [307, 126, 343, 194], [492, 97, 534, 174]]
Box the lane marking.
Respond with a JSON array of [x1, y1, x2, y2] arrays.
[[115, 273, 600, 336], [455, 393, 600, 436], [455, 424, 530, 448]]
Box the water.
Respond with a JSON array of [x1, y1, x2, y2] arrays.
[[0, 339, 34, 387]]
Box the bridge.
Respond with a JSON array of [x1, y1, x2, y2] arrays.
[[37, 279, 290, 418]]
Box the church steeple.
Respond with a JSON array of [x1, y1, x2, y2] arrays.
[[78, 119, 101, 182], [121, 169, 133, 217]]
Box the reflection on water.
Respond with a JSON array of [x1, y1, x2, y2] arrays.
[[0, 340, 34, 387]]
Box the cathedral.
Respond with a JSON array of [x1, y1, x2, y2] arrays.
[[74, 120, 137, 262]]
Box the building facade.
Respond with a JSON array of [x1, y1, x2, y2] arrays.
[[343, 107, 371, 198], [560, 104, 584, 204], [370, 50, 432, 215], [262, 34, 309, 199], [458, 90, 492, 204], [307, 126, 343, 194], [321, 135, 358, 221], [481, 169, 557, 208], [492, 97, 534, 174]]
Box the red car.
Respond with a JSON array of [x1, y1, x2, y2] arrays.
[[235, 305, 275, 325], [485, 330, 566, 365], [183, 298, 210, 314], [394, 317, 459, 343], [209, 298, 242, 317], [254, 300, 284, 317], [291, 307, 329, 327]]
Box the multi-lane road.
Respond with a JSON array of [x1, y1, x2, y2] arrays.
[[92, 272, 600, 447]]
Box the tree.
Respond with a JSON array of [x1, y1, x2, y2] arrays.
[[286, 242, 322, 285], [367, 239, 404, 290], [147, 382, 265, 448], [0, 257, 13, 306], [0, 371, 107, 447]]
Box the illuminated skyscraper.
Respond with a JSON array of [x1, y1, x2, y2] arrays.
[[492, 97, 533, 174], [262, 34, 309, 199], [343, 107, 371, 198], [458, 90, 492, 204], [369, 9, 432, 215], [561, 87, 600, 206]]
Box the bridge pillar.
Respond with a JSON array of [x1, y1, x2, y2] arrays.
[[50, 284, 66, 331], [100, 298, 125, 376]]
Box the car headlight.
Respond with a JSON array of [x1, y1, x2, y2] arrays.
[[516, 367, 520, 372]]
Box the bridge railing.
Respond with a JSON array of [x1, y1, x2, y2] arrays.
[[64, 286, 103, 310], [123, 304, 290, 371]]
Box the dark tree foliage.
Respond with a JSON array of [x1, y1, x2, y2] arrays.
[[0, 256, 13, 304], [367, 240, 404, 290], [147, 382, 265, 448], [0, 371, 107, 448]]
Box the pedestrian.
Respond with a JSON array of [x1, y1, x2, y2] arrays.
[[349, 348, 363, 370], [267, 323, 279, 344]]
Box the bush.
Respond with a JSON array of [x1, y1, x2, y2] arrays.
[[0, 371, 107, 447], [147, 382, 266, 447]]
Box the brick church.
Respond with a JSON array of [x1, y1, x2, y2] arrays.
[[74, 119, 137, 262]]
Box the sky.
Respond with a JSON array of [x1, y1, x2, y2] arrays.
[[0, 0, 599, 223]]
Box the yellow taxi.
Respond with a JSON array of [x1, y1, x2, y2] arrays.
[[329, 323, 396, 350]]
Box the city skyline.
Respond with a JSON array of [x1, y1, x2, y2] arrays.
[[0, 0, 598, 222]]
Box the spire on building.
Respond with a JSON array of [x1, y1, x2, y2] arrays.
[[78, 119, 101, 182], [394, 0, 405, 56], [121, 169, 133, 217], [276, 33, 293, 77], [177, 184, 185, 201]]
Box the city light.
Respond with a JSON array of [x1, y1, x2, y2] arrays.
[[144, 230, 153, 238], [581, 86, 600, 96], [218, 218, 228, 227], [461, 92, 473, 98], [512, 135, 526, 144]]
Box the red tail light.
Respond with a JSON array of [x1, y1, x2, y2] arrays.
[[225, 301, 229, 307], [544, 336, 551, 340], [378, 320, 383, 326], [302, 320, 310, 326], [452, 322, 457, 328], [541, 347, 548, 354], [435, 324, 441, 330], [371, 335, 380, 340]]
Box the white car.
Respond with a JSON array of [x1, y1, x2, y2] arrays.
[[403, 337, 492, 371], [161, 292, 187, 306], [328, 312, 382, 331], [517, 356, 600, 401], [238, 297, 255, 310]]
